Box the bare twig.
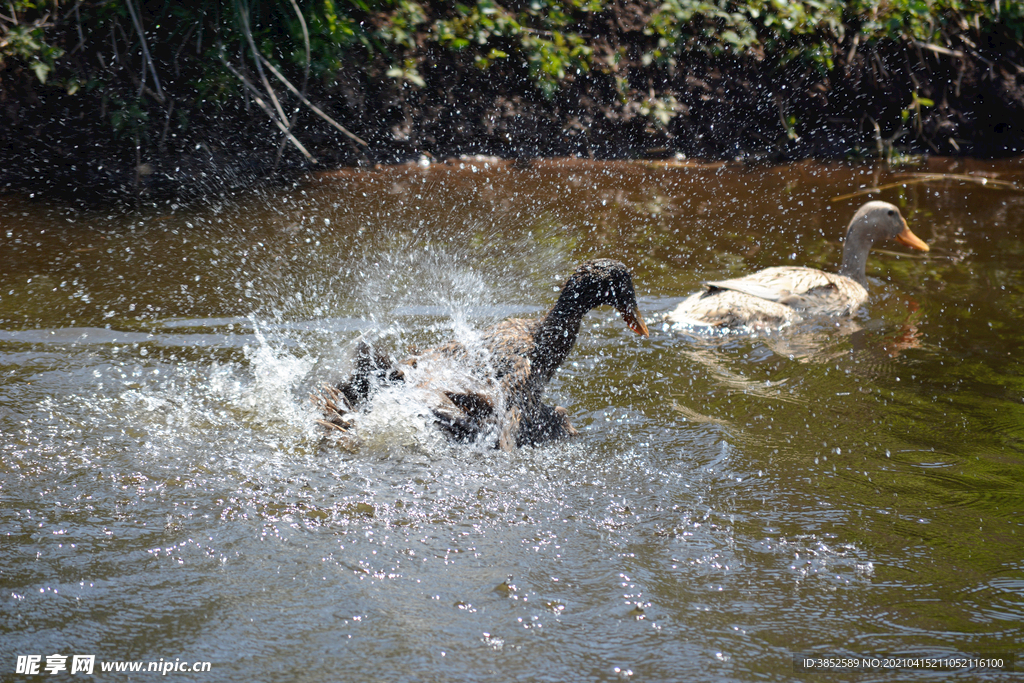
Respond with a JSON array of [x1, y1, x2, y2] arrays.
[[123, 0, 165, 103], [912, 40, 965, 60], [958, 35, 995, 67], [114, 19, 166, 102], [133, 131, 142, 204], [172, 22, 199, 78], [267, 0, 313, 170], [911, 39, 992, 96], [872, 49, 889, 82], [908, 42, 928, 85], [830, 174, 1020, 202], [867, 115, 905, 162], [237, 0, 289, 128], [70, 0, 85, 55], [115, 15, 146, 93], [159, 98, 174, 152], [257, 53, 369, 148], [237, 0, 294, 170], [220, 56, 318, 164], [847, 33, 859, 63], [109, 22, 120, 67], [776, 94, 797, 141], [288, 0, 311, 96]]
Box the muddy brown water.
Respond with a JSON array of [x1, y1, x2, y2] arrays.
[[2, 157, 1023, 681]]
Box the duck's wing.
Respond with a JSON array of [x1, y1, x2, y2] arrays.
[[432, 389, 497, 443], [424, 316, 569, 450], [444, 390, 494, 416], [312, 382, 355, 430], [407, 338, 469, 365], [493, 352, 535, 451], [332, 340, 405, 408], [703, 267, 834, 301], [669, 267, 867, 328], [484, 317, 566, 450], [703, 278, 787, 302], [725, 267, 866, 315]]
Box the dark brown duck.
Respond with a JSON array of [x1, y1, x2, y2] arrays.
[[317, 259, 649, 450]]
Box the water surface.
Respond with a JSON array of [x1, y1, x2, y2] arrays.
[[2, 157, 1023, 681]]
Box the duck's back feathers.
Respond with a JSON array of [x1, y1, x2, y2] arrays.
[[709, 266, 867, 313], [670, 266, 868, 329], [483, 318, 542, 369]]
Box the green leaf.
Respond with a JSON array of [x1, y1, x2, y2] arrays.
[[30, 60, 50, 83]]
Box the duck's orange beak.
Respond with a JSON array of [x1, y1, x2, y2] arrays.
[[620, 307, 650, 338], [895, 221, 930, 252]]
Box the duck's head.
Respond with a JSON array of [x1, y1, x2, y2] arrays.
[[561, 259, 649, 337], [840, 202, 929, 284], [847, 201, 930, 251]]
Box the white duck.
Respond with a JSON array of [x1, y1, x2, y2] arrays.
[[665, 201, 929, 330]]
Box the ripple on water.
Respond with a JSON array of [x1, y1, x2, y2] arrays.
[[4, 160, 1024, 680]]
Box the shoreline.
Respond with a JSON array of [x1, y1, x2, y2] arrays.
[[2, 2, 1023, 206], [5, 154, 1021, 215]]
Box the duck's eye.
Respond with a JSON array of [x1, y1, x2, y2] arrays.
[[887, 210, 895, 216]]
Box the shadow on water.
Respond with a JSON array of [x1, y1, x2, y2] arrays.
[[2, 156, 1023, 681]]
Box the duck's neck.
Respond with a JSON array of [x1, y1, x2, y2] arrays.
[[531, 295, 588, 381], [837, 227, 873, 286]]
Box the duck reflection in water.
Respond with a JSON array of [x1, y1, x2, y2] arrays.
[[316, 259, 649, 451]]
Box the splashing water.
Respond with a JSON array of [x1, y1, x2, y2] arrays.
[[5, 160, 1023, 682]]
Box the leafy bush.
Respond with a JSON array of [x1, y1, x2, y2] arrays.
[[0, 2, 66, 83], [1, 0, 1021, 144]]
